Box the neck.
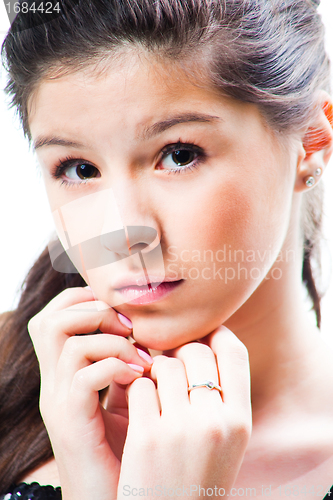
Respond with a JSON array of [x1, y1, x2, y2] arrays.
[[224, 259, 331, 421]]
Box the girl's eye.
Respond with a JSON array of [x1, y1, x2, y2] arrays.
[[164, 149, 195, 167], [52, 157, 100, 185], [65, 162, 99, 180], [52, 142, 205, 187], [157, 142, 206, 174]]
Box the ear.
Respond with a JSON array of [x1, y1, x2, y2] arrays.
[[294, 91, 333, 192]]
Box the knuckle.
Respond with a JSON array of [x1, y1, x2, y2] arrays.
[[151, 356, 184, 380], [164, 357, 184, 370], [227, 340, 249, 365], [111, 333, 127, 345], [207, 425, 224, 445], [189, 415, 224, 445], [39, 390, 53, 421], [192, 414, 251, 447], [204, 418, 224, 443], [39, 398, 47, 419], [127, 376, 156, 402], [103, 356, 118, 371], [167, 421, 188, 442], [28, 311, 47, 336], [39, 400, 55, 427], [27, 314, 38, 332], [61, 287, 78, 301], [38, 314, 56, 337], [131, 376, 155, 391], [150, 355, 168, 374], [153, 355, 181, 370], [63, 335, 81, 358], [28, 312, 56, 344], [72, 369, 88, 392], [230, 416, 252, 442], [110, 334, 132, 352], [151, 354, 168, 365], [178, 341, 213, 359], [212, 328, 249, 362]]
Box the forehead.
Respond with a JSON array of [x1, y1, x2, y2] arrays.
[[28, 50, 272, 149], [29, 54, 207, 122]]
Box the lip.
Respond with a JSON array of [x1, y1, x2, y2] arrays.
[[112, 274, 179, 289], [114, 279, 184, 305]]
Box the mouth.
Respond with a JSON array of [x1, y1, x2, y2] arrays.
[[114, 279, 184, 305]]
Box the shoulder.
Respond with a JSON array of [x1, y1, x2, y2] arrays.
[[19, 458, 61, 490]]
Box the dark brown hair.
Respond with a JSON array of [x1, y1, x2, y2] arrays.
[[0, 0, 330, 491], [0, 249, 85, 491]]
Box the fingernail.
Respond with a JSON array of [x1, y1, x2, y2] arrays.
[[128, 363, 144, 373], [117, 313, 133, 329], [136, 348, 154, 364]]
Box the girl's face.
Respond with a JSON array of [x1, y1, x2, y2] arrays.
[[29, 53, 299, 350]]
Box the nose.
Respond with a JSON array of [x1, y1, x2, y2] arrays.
[[100, 225, 159, 258], [95, 184, 164, 281], [99, 182, 161, 258], [49, 184, 164, 278]]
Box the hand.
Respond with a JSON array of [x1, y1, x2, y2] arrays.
[[117, 326, 252, 498], [28, 287, 153, 500]]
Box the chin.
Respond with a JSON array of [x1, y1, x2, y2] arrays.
[[131, 328, 182, 351], [129, 314, 214, 352]]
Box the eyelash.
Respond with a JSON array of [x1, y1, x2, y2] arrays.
[[51, 140, 207, 187]]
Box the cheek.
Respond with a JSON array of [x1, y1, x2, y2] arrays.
[[166, 169, 291, 283], [171, 183, 258, 253]]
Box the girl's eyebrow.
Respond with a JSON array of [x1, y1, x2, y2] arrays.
[[139, 113, 223, 140], [33, 112, 222, 152], [33, 137, 87, 152]]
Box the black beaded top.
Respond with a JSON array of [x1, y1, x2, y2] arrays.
[[1, 483, 332, 500], [0, 482, 61, 500]]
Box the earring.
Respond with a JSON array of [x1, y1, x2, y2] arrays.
[[305, 176, 315, 187], [305, 168, 322, 187]]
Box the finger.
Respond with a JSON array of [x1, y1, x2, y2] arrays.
[[126, 377, 160, 429], [28, 286, 131, 352], [29, 302, 132, 378], [105, 381, 129, 415], [70, 358, 143, 421], [56, 334, 150, 394], [171, 342, 222, 406], [207, 326, 251, 415], [31, 286, 96, 317], [150, 355, 189, 416]]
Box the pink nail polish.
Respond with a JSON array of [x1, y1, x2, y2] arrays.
[[136, 348, 154, 364], [117, 313, 133, 329], [128, 363, 144, 373]]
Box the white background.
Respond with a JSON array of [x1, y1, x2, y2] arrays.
[[0, 2, 333, 340]]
